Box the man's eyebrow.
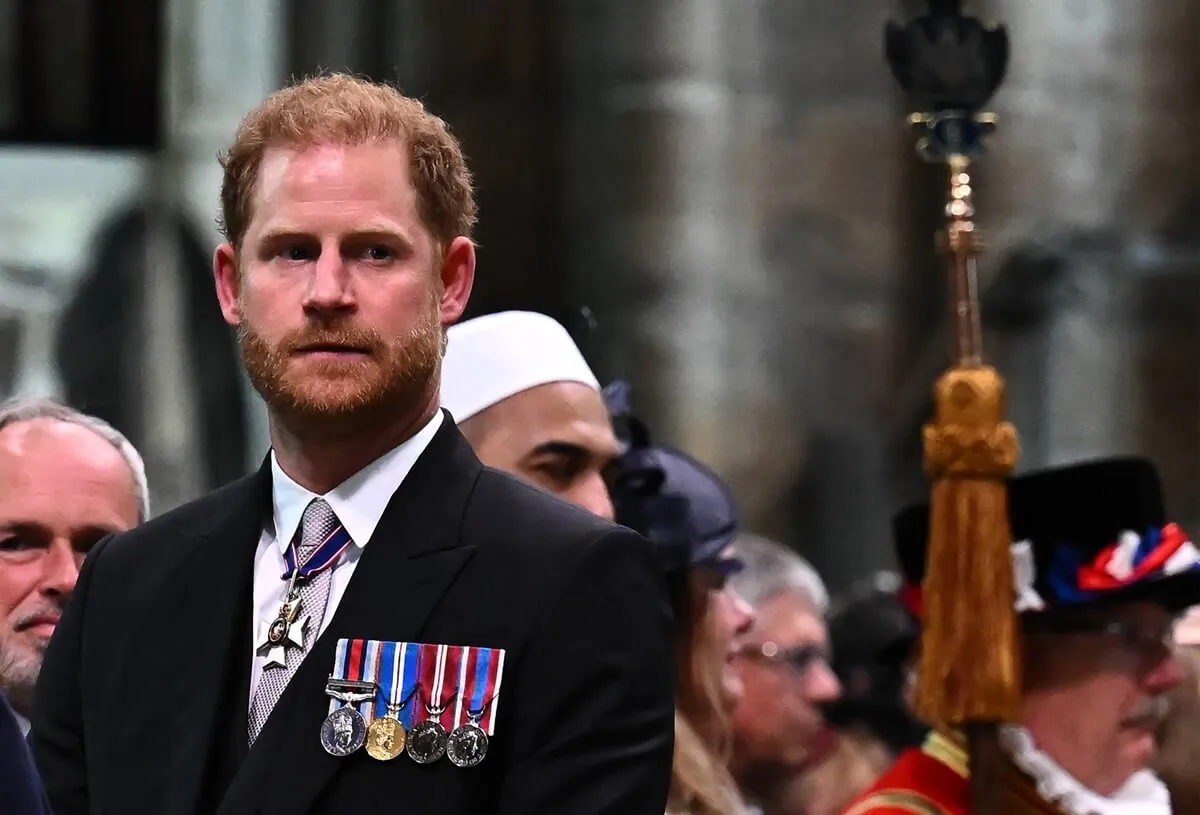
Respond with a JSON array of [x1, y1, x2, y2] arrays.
[[0, 521, 121, 538], [0, 521, 48, 535], [527, 441, 590, 458], [255, 226, 416, 245]]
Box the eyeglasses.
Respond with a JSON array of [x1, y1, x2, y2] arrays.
[[740, 641, 832, 677], [1026, 616, 1177, 658]]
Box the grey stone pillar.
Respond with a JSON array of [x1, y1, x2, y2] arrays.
[[153, 0, 284, 501], [562, 0, 791, 530], [562, 1, 910, 582], [889, 0, 1200, 504]]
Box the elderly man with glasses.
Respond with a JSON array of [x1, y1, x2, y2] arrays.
[[727, 534, 842, 815], [845, 458, 1190, 815]]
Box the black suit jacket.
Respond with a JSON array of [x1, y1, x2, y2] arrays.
[[0, 693, 51, 815], [30, 417, 675, 814]]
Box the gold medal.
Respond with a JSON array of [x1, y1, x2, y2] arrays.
[[365, 715, 406, 761]]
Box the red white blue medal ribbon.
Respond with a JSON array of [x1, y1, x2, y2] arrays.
[[452, 646, 506, 736]]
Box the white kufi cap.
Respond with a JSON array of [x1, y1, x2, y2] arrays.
[[440, 311, 600, 423]]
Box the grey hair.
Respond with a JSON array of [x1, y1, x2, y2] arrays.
[[0, 396, 150, 522], [727, 532, 829, 614]]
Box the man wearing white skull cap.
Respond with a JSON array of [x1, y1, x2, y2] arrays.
[[441, 311, 620, 519]]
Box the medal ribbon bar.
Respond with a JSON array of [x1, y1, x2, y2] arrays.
[[453, 646, 506, 736], [377, 641, 421, 727], [327, 638, 377, 716], [359, 639, 384, 721], [416, 642, 460, 728]]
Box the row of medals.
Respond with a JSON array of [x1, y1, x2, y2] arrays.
[[320, 679, 489, 768], [263, 575, 489, 767]]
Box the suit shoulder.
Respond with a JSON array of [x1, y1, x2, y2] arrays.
[[93, 473, 261, 565], [471, 466, 631, 543]]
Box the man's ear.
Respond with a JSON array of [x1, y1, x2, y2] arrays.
[[213, 242, 242, 326], [437, 236, 476, 328]]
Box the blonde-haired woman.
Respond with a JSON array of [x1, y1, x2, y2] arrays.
[[608, 398, 755, 815]]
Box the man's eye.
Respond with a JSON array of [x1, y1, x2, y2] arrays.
[[0, 536, 39, 554], [276, 245, 314, 262], [537, 461, 575, 482], [364, 246, 393, 261], [536, 458, 589, 487]]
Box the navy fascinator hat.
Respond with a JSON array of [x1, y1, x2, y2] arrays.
[[603, 381, 743, 576]]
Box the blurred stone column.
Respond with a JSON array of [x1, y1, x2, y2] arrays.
[[989, 237, 1141, 466], [157, 0, 283, 496], [983, 0, 1200, 495], [563, 1, 909, 580], [889, 0, 1165, 430], [561, 0, 793, 532], [889, 0, 1200, 510], [286, 0, 374, 79]]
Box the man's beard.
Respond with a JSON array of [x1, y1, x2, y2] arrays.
[[0, 637, 43, 718], [239, 299, 443, 440]]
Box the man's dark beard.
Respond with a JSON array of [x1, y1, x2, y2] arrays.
[[239, 313, 442, 441]]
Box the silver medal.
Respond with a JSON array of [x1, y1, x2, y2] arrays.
[[255, 578, 308, 669], [320, 706, 367, 757], [406, 719, 449, 764], [446, 722, 489, 768]]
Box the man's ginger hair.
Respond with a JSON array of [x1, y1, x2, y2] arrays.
[[218, 73, 477, 252]]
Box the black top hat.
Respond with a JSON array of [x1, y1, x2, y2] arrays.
[[604, 381, 742, 576], [893, 457, 1200, 615]]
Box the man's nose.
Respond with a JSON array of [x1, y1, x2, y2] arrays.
[[40, 540, 81, 597], [1145, 647, 1184, 694], [303, 251, 356, 314], [805, 660, 843, 703], [573, 473, 615, 521], [727, 589, 756, 636]]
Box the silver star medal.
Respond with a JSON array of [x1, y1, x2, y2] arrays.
[[255, 588, 310, 670]]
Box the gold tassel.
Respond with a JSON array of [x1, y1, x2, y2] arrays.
[[915, 365, 1022, 728]]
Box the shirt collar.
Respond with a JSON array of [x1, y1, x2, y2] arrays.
[[270, 411, 443, 551]]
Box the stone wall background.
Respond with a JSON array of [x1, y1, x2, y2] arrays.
[[2, 0, 1198, 589]]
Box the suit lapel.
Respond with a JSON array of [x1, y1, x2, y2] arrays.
[[162, 463, 270, 815], [217, 417, 483, 815]]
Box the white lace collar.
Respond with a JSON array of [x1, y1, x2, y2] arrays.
[[999, 725, 1171, 815]]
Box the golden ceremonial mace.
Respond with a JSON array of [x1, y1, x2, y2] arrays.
[[885, 2, 1019, 812]]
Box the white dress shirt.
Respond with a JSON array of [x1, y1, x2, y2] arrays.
[[15, 709, 29, 737], [247, 411, 443, 705]]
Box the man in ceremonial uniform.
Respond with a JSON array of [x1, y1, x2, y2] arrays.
[[440, 309, 619, 519], [30, 74, 674, 815], [845, 458, 1191, 815]]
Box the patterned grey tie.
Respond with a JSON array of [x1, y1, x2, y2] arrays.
[[248, 497, 343, 744]]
